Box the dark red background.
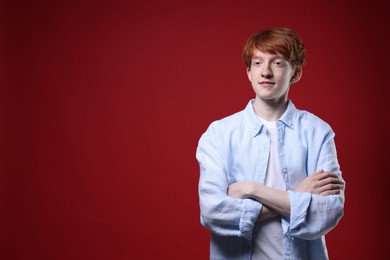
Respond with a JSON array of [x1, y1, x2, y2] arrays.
[[2, 0, 389, 259]]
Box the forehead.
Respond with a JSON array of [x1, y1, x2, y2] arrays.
[[251, 49, 285, 60]]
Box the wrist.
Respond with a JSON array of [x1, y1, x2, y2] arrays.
[[246, 182, 262, 199]]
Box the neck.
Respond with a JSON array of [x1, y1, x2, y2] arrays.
[[253, 97, 288, 121]]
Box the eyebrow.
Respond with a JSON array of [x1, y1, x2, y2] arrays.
[[251, 54, 285, 60]]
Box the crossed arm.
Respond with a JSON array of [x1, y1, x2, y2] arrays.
[[228, 170, 343, 222]]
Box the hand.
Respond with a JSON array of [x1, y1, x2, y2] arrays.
[[295, 170, 343, 195], [227, 181, 257, 199]]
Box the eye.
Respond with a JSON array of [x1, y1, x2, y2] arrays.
[[273, 60, 285, 67], [252, 61, 262, 67], [273, 61, 283, 66]]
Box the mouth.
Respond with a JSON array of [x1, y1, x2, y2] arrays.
[[259, 81, 275, 86]]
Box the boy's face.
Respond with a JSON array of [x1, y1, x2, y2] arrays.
[[247, 49, 301, 103]]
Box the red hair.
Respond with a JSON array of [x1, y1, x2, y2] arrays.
[[242, 28, 306, 71]]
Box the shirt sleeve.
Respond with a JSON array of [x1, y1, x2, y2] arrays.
[[283, 128, 345, 240], [196, 123, 262, 240]]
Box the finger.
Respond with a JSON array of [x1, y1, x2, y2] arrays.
[[307, 170, 325, 181], [312, 169, 324, 176], [332, 177, 342, 184], [319, 183, 342, 195], [318, 172, 339, 180], [316, 177, 341, 189], [320, 189, 340, 196], [326, 177, 342, 185]]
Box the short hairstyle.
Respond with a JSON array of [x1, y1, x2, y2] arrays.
[[242, 28, 306, 71]]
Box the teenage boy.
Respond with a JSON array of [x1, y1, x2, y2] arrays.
[[196, 28, 345, 260]]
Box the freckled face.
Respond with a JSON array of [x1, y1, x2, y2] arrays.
[[247, 49, 300, 102]]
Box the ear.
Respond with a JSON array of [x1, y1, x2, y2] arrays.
[[290, 69, 303, 85], [246, 67, 252, 81]]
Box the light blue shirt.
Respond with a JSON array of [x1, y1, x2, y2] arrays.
[[196, 100, 345, 260]]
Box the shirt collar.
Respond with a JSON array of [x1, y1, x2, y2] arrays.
[[244, 99, 297, 136], [278, 100, 296, 130]]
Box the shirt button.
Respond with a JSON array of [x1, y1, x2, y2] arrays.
[[282, 168, 287, 174]]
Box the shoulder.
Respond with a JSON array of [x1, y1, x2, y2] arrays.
[[282, 101, 333, 133], [204, 102, 256, 138], [210, 100, 256, 130], [211, 110, 246, 128], [294, 108, 334, 135]]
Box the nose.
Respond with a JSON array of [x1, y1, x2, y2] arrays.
[[261, 64, 272, 78]]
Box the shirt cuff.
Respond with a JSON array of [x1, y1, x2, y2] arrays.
[[239, 198, 261, 240], [288, 190, 311, 231]]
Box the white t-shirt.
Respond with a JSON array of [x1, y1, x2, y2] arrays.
[[251, 117, 286, 259]]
